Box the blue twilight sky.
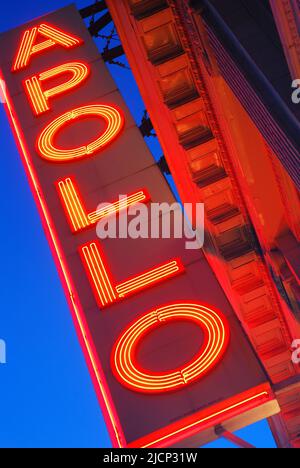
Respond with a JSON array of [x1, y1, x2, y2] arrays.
[[0, 0, 276, 448]]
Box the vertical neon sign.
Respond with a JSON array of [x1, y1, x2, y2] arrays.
[[0, 5, 274, 448], [16, 18, 229, 389]]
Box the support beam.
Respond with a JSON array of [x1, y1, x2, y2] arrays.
[[215, 425, 255, 448], [102, 45, 124, 62], [139, 114, 154, 137], [157, 155, 171, 175], [79, 1, 107, 19], [88, 11, 112, 36]]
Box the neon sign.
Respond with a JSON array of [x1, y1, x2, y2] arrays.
[[0, 5, 274, 448], [56, 177, 150, 233], [112, 302, 229, 393], [37, 104, 124, 161], [79, 241, 184, 307], [24, 62, 90, 115], [12, 23, 82, 71]]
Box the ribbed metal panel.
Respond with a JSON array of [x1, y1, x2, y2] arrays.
[[206, 27, 300, 189]]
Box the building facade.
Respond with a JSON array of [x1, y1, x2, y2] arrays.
[[106, 0, 300, 447]]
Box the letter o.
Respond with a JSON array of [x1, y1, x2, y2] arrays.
[[37, 104, 124, 162], [112, 302, 230, 393]]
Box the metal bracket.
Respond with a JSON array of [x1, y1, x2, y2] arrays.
[[215, 424, 256, 448]]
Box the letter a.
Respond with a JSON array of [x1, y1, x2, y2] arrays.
[[12, 23, 82, 72]]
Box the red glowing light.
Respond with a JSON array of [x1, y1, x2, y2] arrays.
[[0, 76, 125, 447], [37, 104, 124, 162], [24, 62, 90, 115], [129, 384, 271, 448], [0, 48, 275, 448], [56, 176, 150, 233], [79, 241, 184, 308], [112, 302, 230, 393], [12, 23, 83, 72]]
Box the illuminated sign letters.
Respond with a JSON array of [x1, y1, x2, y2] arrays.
[[0, 5, 276, 447], [24, 61, 90, 115]]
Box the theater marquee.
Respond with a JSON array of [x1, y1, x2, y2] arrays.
[[0, 5, 279, 447]]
